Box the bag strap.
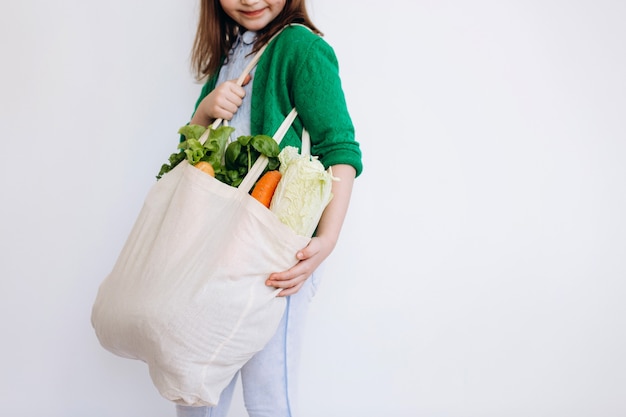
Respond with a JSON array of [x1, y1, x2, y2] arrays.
[[238, 108, 313, 192], [193, 25, 312, 192], [235, 24, 314, 191], [209, 27, 288, 131]]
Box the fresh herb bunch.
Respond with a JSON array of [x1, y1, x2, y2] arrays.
[[156, 124, 280, 187]]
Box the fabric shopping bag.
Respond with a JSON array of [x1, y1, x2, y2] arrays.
[[91, 109, 312, 407]]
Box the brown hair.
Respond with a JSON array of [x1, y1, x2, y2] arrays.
[[191, 0, 321, 81]]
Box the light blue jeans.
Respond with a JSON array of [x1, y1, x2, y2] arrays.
[[175, 270, 321, 417]]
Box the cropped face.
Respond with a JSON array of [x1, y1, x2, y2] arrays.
[[220, 0, 287, 32]]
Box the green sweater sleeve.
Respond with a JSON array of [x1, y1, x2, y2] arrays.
[[252, 26, 363, 177], [292, 34, 362, 176]]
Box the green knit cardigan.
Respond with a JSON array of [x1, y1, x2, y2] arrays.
[[191, 25, 363, 177]]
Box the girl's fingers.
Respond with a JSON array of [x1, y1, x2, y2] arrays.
[[213, 95, 243, 120], [266, 271, 307, 289], [277, 281, 305, 297], [268, 275, 306, 297], [265, 239, 322, 295], [225, 79, 247, 97]]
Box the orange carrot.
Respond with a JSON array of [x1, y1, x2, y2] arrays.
[[251, 170, 282, 208], [194, 161, 215, 177]]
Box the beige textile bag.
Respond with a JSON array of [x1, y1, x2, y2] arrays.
[[90, 35, 312, 407]]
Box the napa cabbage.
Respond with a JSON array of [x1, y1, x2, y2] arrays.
[[270, 146, 336, 237]]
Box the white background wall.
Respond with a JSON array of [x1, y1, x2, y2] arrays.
[[1, 0, 625, 416]]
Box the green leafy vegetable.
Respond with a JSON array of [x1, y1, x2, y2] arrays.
[[156, 124, 280, 187], [178, 124, 207, 141]]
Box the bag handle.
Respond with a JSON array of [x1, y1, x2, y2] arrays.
[[193, 25, 312, 192], [209, 49, 264, 131], [237, 108, 313, 192], [207, 27, 288, 131], [199, 24, 314, 137]]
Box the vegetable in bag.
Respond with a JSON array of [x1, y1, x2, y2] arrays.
[[156, 124, 280, 187], [269, 146, 335, 237]]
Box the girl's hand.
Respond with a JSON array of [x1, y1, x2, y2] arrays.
[[265, 236, 334, 297], [190, 74, 251, 127]]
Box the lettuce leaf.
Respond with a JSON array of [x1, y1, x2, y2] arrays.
[[157, 124, 279, 187]]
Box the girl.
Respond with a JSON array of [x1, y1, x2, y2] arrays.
[[176, 1, 362, 416]]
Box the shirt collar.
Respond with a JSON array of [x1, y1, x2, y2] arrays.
[[241, 30, 257, 45], [231, 30, 257, 50]]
